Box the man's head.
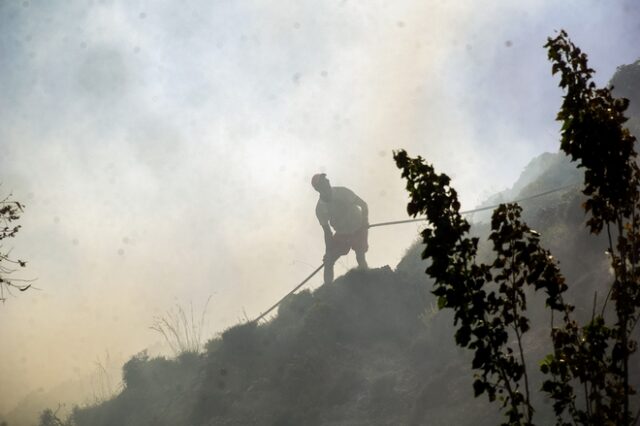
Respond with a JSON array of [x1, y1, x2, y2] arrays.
[[311, 173, 331, 197]]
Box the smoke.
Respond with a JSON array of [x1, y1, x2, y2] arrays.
[[1, 0, 639, 419]]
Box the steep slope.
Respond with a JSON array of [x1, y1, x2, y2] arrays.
[[611, 60, 640, 137]]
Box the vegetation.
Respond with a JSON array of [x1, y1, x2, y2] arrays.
[[88, 352, 123, 406], [149, 297, 212, 356], [0, 190, 30, 302], [394, 30, 640, 425], [60, 269, 444, 426], [38, 406, 72, 426], [395, 150, 564, 425]]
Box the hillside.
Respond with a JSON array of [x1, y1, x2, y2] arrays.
[[53, 164, 601, 426], [30, 60, 640, 426], [67, 266, 476, 426]]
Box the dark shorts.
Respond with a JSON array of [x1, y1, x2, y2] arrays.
[[328, 225, 368, 260]]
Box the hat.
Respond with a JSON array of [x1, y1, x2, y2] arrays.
[[311, 173, 327, 190]]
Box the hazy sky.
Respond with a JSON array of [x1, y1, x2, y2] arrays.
[[1, 0, 639, 414]]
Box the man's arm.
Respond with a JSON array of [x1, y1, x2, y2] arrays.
[[354, 195, 368, 225], [322, 223, 333, 253], [316, 203, 333, 253]]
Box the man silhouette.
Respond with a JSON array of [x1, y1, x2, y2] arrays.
[[311, 173, 369, 285]]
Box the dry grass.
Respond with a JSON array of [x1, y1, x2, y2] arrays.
[[150, 297, 212, 356]]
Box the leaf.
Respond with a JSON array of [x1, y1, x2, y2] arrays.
[[473, 379, 486, 397]]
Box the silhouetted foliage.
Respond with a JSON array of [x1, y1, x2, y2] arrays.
[[149, 297, 211, 356], [394, 151, 568, 425], [39, 408, 72, 426], [0, 190, 30, 302], [394, 30, 640, 425], [541, 29, 640, 426]]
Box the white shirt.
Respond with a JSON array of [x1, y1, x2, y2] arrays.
[[315, 186, 364, 234]]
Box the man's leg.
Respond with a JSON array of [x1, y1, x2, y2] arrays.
[[354, 225, 369, 269], [324, 256, 336, 285], [355, 249, 368, 269], [325, 234, 350, 284]]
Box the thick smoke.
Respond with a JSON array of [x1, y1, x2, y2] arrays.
[[1, 0, 639, 419]]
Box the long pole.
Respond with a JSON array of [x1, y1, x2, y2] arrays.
[[369, 183, 577, 228], [253, 263, 325, 323], [253, 183, 578, 322]]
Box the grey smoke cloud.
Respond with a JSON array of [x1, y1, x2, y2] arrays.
[[1, 0, 639, 416]]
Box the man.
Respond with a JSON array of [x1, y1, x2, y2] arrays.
[[311, 173, 369, 285]]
